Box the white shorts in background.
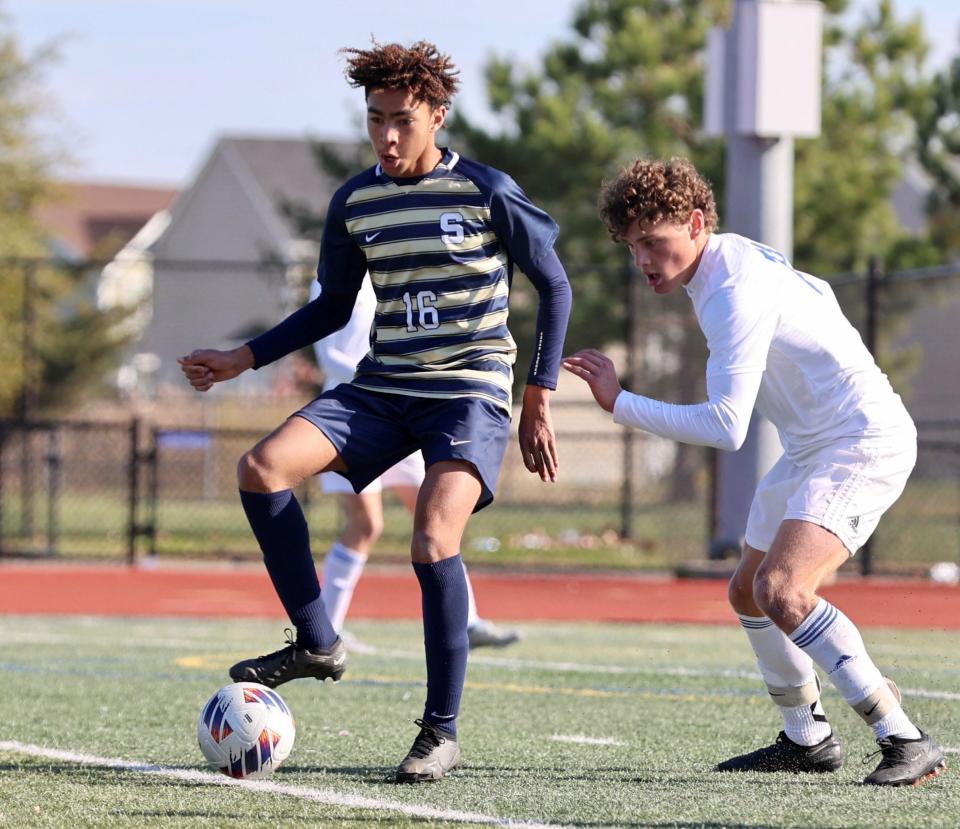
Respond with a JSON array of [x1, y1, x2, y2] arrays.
[[319, 451, 426, 496], [745, 434, 917, 555]]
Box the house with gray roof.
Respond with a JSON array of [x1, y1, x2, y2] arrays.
[[127, 135, 366, 393]]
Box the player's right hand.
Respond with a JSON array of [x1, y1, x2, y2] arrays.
[[562, 349, 623, 413], [178, 345, 254, 392]]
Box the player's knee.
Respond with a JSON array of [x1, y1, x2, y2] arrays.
[[752, 568, 795, 621], [350, 510, 383, 545], [410, 528, 445, 563], [727, 570, 755, 613], [237, 449, 272, 490]]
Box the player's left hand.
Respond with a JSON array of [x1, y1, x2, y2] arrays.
[[519, 385, 559, 483], [562, 349, 622, 413]]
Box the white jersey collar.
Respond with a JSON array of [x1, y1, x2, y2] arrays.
[[685, 233, 721, 300]]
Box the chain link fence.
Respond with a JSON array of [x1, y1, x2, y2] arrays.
[[1, 411, 956, 574], [1, 255, 959, 573], [0, 411, 709, 570]]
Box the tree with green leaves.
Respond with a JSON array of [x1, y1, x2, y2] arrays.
[[452, 0, 727, 358], [0, 6, 132, 418], [452, 0, 946, 351]]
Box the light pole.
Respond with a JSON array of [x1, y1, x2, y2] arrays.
[[704, 0, 824, 556]]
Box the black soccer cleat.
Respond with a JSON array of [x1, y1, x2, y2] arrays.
[[715, 731, 844, 773], [395, 719, 461, 783], [862, 732, 947, 787], [229, 629, 347, 688]]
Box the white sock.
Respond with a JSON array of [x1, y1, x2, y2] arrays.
[[462, 559, 480, 628], [790, 599, 920, 741], [782, 699, 831, 746], [320, 542, 367, 633], [738, 614, 831, 745], [873, 708, 921, 741]]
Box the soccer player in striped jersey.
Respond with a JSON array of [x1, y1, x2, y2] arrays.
[[564, 157, 945, 787], [179, 40, 572, 783]]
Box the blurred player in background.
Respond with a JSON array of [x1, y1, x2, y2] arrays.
[[310, 274, 520, 650], [180, 40, 571, 783], [565, 157, 945, 787]]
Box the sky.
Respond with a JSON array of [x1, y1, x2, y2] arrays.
[[5, 0, 959, 188]]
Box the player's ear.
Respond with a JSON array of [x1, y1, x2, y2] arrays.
[[431, 105, 448, 132], [689, 209, 705, 239]]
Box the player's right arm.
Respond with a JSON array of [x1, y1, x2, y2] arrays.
[[179, 187, 367, 392], [564, 284, 773, 450]]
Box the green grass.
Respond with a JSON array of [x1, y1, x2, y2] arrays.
[[1, 616, 958, 828]]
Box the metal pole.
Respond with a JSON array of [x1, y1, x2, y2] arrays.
[[147, 427, 159, 560], [709, 2, 796, 556], [864, 255, 881, 357], [711, 135, 790, 556], [0, 421, 6, 555], [20, 263, 37, 540], [127, 417, 140, 564], [620, 263, 639, 540], [45, 427, 60, 557]]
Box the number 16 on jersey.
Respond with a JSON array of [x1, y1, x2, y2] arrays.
[[402, 291, 440, 332]]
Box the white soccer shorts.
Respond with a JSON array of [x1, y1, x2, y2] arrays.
[[319, 450, 426, 495], [745, 434, 917, 555]]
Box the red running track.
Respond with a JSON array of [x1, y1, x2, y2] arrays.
[[0, 564, 957, 629]]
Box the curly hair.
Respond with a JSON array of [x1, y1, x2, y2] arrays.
[[340, 40, 460, 109], [598, 157, 719, 242]]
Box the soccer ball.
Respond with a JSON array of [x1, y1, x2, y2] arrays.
[[197, 682, 295, 779]]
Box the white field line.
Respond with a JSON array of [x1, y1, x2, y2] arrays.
[[0, 741, 569, 829], [10, 629, 960, 703], [943, 747, 960, 754], [1, 631, 219, 649], [898, 687, 960, 701], [173, 646, 960, 703], [550, 735, 626, 747], [469, 656, 960, 700]]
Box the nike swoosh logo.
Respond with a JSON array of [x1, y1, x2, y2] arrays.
[[450, 439, 471, 446], [864, 701, 880, 717], [364, 232, 381, 242]]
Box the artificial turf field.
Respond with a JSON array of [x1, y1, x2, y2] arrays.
[[1, 615, 958, 828]]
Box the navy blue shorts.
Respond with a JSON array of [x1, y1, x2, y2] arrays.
[[294, 384, 511, 512]]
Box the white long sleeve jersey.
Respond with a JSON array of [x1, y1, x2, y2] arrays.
[[613, 233, 914, 461], [309, 275, 377, 391]]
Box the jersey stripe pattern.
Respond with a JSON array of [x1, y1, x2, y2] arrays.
[[321, 150, 557, 414]]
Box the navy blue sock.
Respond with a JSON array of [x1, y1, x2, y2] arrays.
[[413, 554, 469, 737], [239, 489, 337, 649]]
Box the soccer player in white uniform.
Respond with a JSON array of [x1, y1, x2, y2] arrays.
[[310, 275, 520, 649], [564, 157, 945, 787]]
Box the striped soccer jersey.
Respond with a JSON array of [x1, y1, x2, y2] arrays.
[[316, 149, 559, 413]]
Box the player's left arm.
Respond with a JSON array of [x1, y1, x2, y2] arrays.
[[490, 174, 573, 482]]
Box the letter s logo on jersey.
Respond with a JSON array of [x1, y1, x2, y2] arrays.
[[440, 212, 464, 245]]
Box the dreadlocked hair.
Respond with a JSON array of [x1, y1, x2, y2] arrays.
[[598, 157, 719, 242], [341, 40, 460, 109]]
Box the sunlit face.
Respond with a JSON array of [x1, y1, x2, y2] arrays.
[[366, 88, 445, 178], [622, 210, 707, 294]]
